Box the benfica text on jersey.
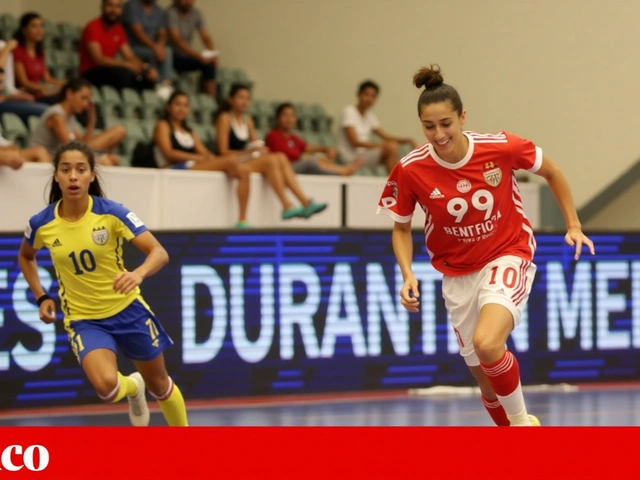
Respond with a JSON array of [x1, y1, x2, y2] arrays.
[[376, 131, 542, 276]]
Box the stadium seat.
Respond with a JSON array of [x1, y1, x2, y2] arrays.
[[27, 115, 40, 134], [194, 93, 217, 124], [121, 88, 143, 119], [141, 89, 163, 120], [118, 120, 147, 166], [100, 85, 122, 118], [1, 113, 29, 147]]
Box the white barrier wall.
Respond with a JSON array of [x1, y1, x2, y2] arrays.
[[0, 164, 540, 232]]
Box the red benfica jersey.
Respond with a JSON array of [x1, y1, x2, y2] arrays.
[[377, 131, 542, 277]]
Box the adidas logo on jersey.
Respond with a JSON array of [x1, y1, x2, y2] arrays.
[[51, 238, 62, 247], [429, 188, 445, 199]]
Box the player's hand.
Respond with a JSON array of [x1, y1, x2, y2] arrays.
[[39, 299, 56, 324], [399, 275, 420, 312], [565, 226, 595, 260], [113, 271, 143, 295]]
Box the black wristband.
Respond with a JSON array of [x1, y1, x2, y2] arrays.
[[37, 294, 52, 307]]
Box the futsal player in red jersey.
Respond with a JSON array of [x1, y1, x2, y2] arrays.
[[377, 65, 595, 426]]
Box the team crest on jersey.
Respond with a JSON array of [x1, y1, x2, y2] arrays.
[[483, 162, 502, 187], [92, 227, 109, 245], [457, 179, 472, 193]]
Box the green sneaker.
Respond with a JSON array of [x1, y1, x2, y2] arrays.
[[282, 206, 306, 220], [235, 221, 251, 229], [303, 201, 328, 219]]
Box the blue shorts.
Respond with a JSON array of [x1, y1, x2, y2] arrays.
[[65, 298, 173, 364]]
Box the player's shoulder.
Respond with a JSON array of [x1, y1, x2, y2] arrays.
[[468, 130, 531, 147], [28, 203, 57, 230], [398, 142, 432, 169], [91, 196, 134, 222]]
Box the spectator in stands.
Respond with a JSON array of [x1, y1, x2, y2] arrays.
[[122, 0, 174, 98], [0, 127, 50, 164], [0, 39, 48, 125], [12, 12, 66, 105], [153, 90, 251, 227], [30, 78, 124, 166], [79, 0, 159, 93], [266, 103, 364, 176], [337, 80, 417, 173], [215, 84, 327, 220], [166, 0, 217, 98]]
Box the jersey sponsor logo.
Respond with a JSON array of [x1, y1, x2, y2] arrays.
[[0, 445, 50, 472], [126, 212, 144, 228], [456, 179, 471, 193], [92, 227, 109, 245], [23, 224, 32, 239], [51, 238, 62, 247], [483, 162, 502, 187], [443, 210, 503, 242], [429, 188, 445, 199]]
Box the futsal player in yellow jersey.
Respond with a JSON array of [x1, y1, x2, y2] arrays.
[[17, 141, 188, 427]]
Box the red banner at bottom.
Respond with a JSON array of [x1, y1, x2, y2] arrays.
[[0, 427, 633, 479]]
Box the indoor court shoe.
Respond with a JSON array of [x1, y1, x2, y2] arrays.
[[127, 372, 150, 427], [282, 206, 305, 220], [303, 201, 328, 219], [528, 414, 541, 426]]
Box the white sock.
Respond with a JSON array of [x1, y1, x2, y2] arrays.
[[496, 381, 531, 425]]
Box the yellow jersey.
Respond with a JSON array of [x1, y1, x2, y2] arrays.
[[24, 195, 148, 322]]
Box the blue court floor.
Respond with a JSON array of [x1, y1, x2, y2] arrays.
[[1, 384, 639, 426]]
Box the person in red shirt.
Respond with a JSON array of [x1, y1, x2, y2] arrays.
[[265, 103, 363, 176], [12, 12, 65, 105], [80, 0, 158, 92], [377, 64, 595, 427]]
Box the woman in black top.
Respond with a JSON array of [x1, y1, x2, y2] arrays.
[[153, 90, 251, 228], [215, 84, 327, 221]]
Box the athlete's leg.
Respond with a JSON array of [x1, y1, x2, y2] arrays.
[[113, 299, 186, 426], [472, 257, 538, 426], [67, 323, 149, 426], [134, 353, 188, 426], [468, 365, 510, 426]]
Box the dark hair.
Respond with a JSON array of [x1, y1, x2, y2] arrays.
[[0, 67, 4, 74], [14, 12, 44, 57], [214, 82, 251, 120], [413, 64, 463, 116], [162, 90, 192, 132], [48, 141, 105, 204], [58, 77, 92, 103], [275, 102, 295, 119], [358, 80, 379, 95]]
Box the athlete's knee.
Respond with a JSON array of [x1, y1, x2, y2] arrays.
[[93, 372, 119, 400], [237, 163, 250, 180], [472, 333, 504, 364], [140, 369, 170, 398]]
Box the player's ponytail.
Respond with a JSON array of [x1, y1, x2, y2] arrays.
[[48, 141, 106, 204], [413, 64, 464, 116]]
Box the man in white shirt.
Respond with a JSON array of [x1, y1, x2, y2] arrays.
[[336, 80, 416, 173]]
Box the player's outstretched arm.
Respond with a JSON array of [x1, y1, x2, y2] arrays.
[[534, 155, 595, 260], [113, 231, 169, 294], [18, 239, 56, 323], [393, 221, 420, 312]]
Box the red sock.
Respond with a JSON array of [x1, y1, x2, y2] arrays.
[[480, 350, 521, 397], [481, 395, 510, 426]]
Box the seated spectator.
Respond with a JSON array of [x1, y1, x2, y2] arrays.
[[215, 84, 327, 220], [79, 0, 159, 93], [30, 78, 124, 166], [153, 90, 250, 228], [337, 80, 417, 173], [12, 12, 66, 105], [0, 127, 50, 163], [0, 39, 48, 125], [266, 103, 364, 176], [122, 0, 174, 97], [166, 0, 217, 98]]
